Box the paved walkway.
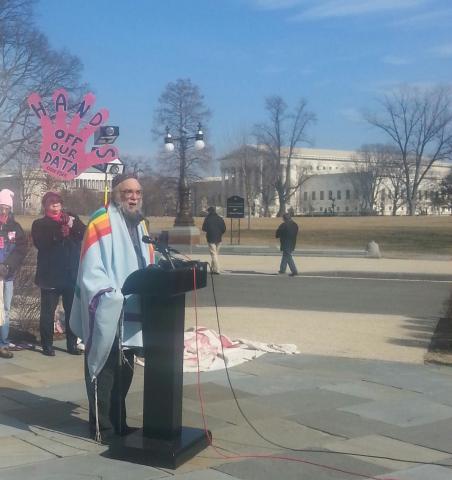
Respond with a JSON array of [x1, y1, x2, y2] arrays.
[[1, 255, 451, 479]]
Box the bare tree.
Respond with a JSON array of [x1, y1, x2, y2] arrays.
[[120, 153, 153, 176], [350, 144, 392, 213], [61, 188, 103, 216], [152, 78, 212, 226], [238, 145, 261, 227], [438, 171, 452, 213], [255, 95, 316, 216], [152, 79, 212, 178], [365, 85, 452, 215], [0, 0, 86, 170], [11, 152, 43, 213], [384, 151, 406, 215], [223, 133, 263, 226]]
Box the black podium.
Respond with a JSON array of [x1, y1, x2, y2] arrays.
[[108, 261, 210, 468]]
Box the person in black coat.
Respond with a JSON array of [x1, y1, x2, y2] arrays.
[[202, 206, 226, 274], [31, 192, 86, 356], [275, 213, 299, 276], [0, 189, 27, 359]]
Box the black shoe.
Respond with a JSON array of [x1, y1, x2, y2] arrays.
[[289, 272, 298, 277], [42, 346, 55, 356], [67, 348, 83, 355], [278, 271, 285, 274]]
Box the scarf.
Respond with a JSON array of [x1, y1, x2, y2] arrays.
[[69, 203, 154, 380], [46, 211, 63, 222]]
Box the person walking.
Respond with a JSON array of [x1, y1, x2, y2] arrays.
[[202, 206, 226, 275], [276, 213, 299, 276], [0, 189, 27, 359], [31, 191, 86, 356], [69, 173, 155, 442]]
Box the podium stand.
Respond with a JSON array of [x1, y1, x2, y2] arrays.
[[108, 261, 210, 468]]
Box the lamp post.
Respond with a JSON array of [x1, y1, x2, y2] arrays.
[[331, 197, 336, 216], [164, 123, 205, 227]]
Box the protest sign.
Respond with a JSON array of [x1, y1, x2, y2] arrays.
[[28, 88, 119, 181]]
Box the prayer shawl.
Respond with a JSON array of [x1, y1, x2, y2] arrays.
[[69, 203, 154, 380]]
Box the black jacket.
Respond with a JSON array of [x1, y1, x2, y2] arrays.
[[31, 213, 86, 289], [202, 213, 226, 244], [0, 214, 27, 280], [276, 219, 299, 252]]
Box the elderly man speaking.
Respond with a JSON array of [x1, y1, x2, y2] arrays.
[[70, 173, 155, 442]]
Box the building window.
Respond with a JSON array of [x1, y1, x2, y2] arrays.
[[345, 206, 349, 212], [320, 191, 324, 200], [337, 190, 341, 200], [346, 189, 350, 200], [303, 192, 308, 201], [328, 190, 333, 200], [311, 191, 316, 200]]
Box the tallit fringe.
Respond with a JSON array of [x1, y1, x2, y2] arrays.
[[94, 378, 102, 443]]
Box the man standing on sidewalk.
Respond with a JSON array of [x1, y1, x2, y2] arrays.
[[202, 206, 226, 275], [276, 213, 299, 277]]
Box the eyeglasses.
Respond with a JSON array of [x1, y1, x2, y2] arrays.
[[120, 189, 142, 198]]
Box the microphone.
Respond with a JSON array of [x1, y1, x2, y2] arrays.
[[142, 235, 180, 255]]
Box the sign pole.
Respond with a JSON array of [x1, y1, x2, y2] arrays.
[[226, 195, 245, 246], [230, 218, 232, 245]]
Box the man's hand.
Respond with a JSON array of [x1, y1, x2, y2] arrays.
[[27, 89, 118, 181], [0, 263, 9, 278]]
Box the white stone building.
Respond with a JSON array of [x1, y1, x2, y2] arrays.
[[219, 146, 451, 216]]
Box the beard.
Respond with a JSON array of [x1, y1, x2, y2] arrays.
[[117, 199, 143, 223]]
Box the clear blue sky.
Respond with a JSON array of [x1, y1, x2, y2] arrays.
[[35, 0, 452, 167]]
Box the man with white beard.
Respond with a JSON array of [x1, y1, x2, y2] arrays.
[[70, 173, 155, 442]]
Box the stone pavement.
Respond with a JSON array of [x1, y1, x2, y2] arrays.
[[0, 254, 451, 480]]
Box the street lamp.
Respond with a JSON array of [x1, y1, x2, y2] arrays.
[[331, 197, 336, 216], [164, 123, 205, 227]]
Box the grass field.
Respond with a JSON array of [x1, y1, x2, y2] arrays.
[[16, 214, 452, 256]]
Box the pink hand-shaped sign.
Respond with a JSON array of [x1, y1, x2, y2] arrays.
[[28, 88, 119, 181]]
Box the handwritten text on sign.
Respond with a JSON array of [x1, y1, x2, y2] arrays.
[[28, 88, 118, 181]]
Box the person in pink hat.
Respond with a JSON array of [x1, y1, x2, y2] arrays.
[[31, 191, 86, 356], [0, 189, 27, 359]]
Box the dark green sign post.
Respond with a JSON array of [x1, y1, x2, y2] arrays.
[[226, 195, 245, 245]]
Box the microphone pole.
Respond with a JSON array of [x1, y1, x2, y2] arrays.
[[142, 235, 176, 269]]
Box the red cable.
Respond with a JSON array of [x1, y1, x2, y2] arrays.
[[190, 266, 399, 480]]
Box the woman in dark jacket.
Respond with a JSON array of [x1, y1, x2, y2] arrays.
[[31, 192, 86, 356], [0, 189, 27, 359]]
